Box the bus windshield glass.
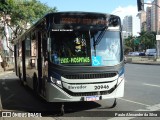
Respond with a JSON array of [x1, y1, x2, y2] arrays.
[[48, 13, 122, 66], [49, 29, 121, 66], [90, 30, 121, 66]]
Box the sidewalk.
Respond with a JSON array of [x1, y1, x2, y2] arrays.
[[131, 60, 160, 65], [0, 64, 57, 119], [0, 63, 15, 111], [126, 57, 160, 65], [0, 63, 14, 73]]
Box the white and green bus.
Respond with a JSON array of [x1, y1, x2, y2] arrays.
[[13, 12, 125, 114]]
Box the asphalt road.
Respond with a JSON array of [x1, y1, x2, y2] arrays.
[[0, 64, 160, 120]]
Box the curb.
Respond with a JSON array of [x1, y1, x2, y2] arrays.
[[127, 62, 160, 65]]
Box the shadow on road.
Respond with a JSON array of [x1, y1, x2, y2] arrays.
[[0, 74, 102, 116]]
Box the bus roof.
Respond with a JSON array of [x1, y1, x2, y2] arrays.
[[13, 11, 120, 44], [46, 11, 110, 16]]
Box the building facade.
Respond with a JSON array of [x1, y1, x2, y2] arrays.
[[137, 11, 146, 31], [122, 16, 133, 36], [151, 0, 156, 31], [122, 16, 133, 41], [146, 6, 152, 31], [142, 0, 160, 33]]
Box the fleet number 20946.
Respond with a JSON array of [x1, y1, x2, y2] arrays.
[[94, 85, 109, 90]]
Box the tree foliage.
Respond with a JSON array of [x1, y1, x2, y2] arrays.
[[124, 35, 134, 53], [0, 0, 57, 38], [0, 0, 57, 59], [139, 31, 156, 50], [124, 31, 156, 53]]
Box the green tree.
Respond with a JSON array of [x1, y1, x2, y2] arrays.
[[124, 35, 135, 53], [124, 31, 156, 54], [139, 31, 156, 50], [1, 0, 57, 38], [0, 0, 57, 59]]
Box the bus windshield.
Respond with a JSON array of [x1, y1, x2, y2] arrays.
[[49, 29, 121, 66], [91, 30, 121, 66]]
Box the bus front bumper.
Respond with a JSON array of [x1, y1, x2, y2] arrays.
[[45, 79, 124, 102]]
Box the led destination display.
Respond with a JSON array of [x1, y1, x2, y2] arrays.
[[60, 17, 108, 25], [60, 57, 90, 64]]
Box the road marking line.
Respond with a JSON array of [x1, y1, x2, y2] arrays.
[[143, 83, 160, 88], [118, 98, 150, 107], [146, 103, 160, 111]]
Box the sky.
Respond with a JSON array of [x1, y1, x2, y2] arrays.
[[39, 0, 151, 36]]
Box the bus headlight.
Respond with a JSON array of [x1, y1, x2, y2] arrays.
[[118, 74, 125, 85], [50, 76, 62, 88]]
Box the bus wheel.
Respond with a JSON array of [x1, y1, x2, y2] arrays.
[[110, 98, 117, 108], [33, 73, 38, 92], [59, 103, 64, 116], [42, 76, 47, 97], [19, 71, 23, 85]]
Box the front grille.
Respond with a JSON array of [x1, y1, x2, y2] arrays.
[[63, 72, 117, 79], [63, 85, 116, 96]]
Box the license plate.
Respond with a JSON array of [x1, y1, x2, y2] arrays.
[[85, 96, 99, 101]]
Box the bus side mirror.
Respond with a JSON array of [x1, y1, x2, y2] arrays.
[[109, 16, 120, 27]]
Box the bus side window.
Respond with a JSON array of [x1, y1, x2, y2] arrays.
[[42, 38, 48, 59], [30, 33, 37, 69]]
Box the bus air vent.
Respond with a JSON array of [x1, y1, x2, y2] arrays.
[[63, 72, 117, 79]]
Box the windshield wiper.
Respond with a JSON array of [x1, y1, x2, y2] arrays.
[[92, 27, 106, 56], [94, 27, 106, 46]]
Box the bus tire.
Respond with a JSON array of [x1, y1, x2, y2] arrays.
[[19, 70, 23, 86], [60, 103, 64, 116], [42, 76, 47, 97], [110, 98, 117, 108], [33, 73, 38, 92]]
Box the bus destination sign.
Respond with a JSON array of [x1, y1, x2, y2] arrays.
[[60, 17, 108, 25], [60, 57, 90, 64]]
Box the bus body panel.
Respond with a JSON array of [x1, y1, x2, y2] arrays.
[[45, 66, 125, 102], [45, 76, 124, 102]]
